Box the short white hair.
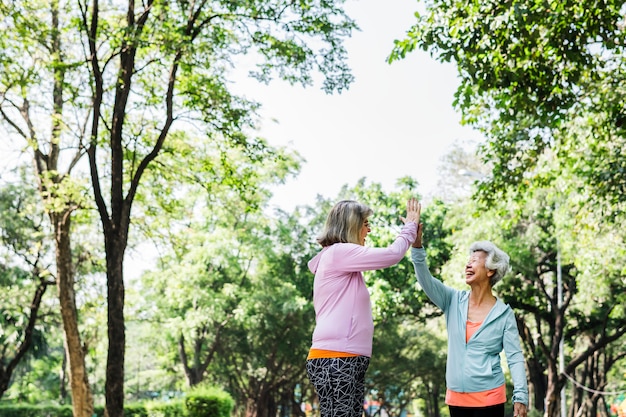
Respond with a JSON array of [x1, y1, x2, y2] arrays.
[[469, 241, 511, 286]]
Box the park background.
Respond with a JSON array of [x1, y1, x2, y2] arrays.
[[1, 1, 625, 417]]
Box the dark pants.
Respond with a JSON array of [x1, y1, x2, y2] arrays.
[[449, 403, 505, 417], [306, 356, 370, 417]]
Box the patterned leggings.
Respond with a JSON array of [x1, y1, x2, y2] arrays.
[[306, 356, 370, 417]]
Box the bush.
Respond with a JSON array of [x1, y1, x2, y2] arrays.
[[124, 403, 149, 417], [0, 403, 148, 417], [185, 386, 234, 417], [0, 404, 72, 417], [0, 387, 232, 417], [145, 401, 186, 417]]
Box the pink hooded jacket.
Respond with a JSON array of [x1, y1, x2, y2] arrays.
[[307, 222, 417, 357]]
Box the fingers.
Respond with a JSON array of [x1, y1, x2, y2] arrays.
[[405, 198, 421, 223], [406, 197, 420, 211]]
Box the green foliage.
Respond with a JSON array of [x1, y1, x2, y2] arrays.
[[0, 171, 63, 401], [132, 151, 315, 413], [185, 386, 234, 417], [0, 404, 73, 417], [370, 320, 447, 417], [0, 178, 49, 258], [0, 402, 189, 417], [389, 0, 626, 215], [439, 176, 626, 414], [144, 401, 186, 417], [121, 403, 149, 417], [2, 0, 357, 409], [4, 350, 65, 403], [390, 0, 625, 121], [0, 0, 358, 168]]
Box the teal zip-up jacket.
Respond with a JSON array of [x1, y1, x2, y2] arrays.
[[411, 247, 529, 406]]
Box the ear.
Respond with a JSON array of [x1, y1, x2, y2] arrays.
[[487, 269, 495, 278]]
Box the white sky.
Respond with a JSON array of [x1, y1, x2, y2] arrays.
[[232, 0, 484, 212]]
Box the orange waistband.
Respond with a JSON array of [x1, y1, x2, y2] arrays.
[[307, 348, 360, 359]]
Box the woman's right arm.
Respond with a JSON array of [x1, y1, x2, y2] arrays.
[[411, 225, 455, 311], [333, 222, 417, 271]]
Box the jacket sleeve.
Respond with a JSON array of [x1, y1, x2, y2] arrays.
[[503, 308, 529, 405], [410, 247, 456, 312], [332, 222, 417, 272]]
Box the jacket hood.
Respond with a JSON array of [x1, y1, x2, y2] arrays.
[[308, 249, 326, 274]]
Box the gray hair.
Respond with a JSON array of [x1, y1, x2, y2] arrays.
[[469, 241, 511, 286], [317, 200, 373, 247]]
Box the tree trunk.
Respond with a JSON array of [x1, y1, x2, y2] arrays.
[[245, 389, 277, 417], [518, 317, 547, 413], [544, 364, 562, 417], [527, 354, 547, 412], [246, 398, 259, 417], [60, 350, 68, 403], [104, 235, 126, 417], [179, 321, 225, 387], [54, 211, 94, 417], [432, 384, 441, 417]]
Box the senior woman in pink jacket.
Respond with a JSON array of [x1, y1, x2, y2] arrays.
[[306, 198, 421, 417]]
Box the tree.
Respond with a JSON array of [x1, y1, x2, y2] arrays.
[[1, 1, 356, 416], [389, 4, 626, 415], [0, 176, 56, 399], [1, 1, 99, 414], [140, 195, 317, 417], [388, 0, 626, 215], [131, 127, 301, 395]]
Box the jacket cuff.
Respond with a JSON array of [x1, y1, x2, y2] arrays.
[[512, 393, 528, 406], [411, 247, 426, 263]]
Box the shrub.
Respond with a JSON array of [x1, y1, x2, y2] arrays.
[[0, 386, 231, 417], [124, 403, 149, 417], [185, 386, 234, 417], [145, 401, 186, 417], [0, 404, 72, 417]]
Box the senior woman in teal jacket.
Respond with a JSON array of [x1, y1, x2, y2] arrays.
[[411, 221, 528, 417]]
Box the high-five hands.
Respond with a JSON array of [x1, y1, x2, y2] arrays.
[[400, 198, 421, 225], [412, 222, 423, 248]]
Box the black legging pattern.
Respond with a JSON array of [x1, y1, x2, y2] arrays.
[[306, 356, 370, 417]]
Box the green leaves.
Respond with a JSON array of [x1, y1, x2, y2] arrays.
[[391, 0, 626, 215]]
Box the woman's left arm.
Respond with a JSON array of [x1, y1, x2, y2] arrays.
[[503, 308, 529, 413]]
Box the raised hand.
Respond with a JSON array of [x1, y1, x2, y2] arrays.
[[412, 223, 424, 248], [400, 198, 421, 225]]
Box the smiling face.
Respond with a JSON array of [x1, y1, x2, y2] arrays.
[[465, 250, 495, 286], [359, 217, 371, 245]]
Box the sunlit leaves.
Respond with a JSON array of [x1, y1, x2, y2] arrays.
[[390, 0, 626, 215]]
